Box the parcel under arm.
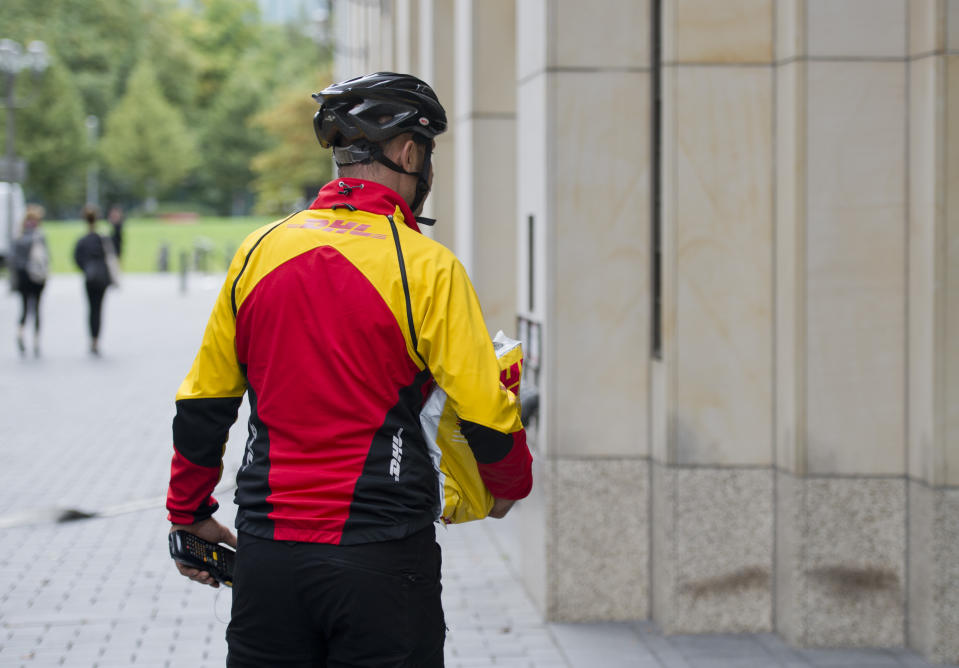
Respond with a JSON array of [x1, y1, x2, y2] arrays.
[[416, 258, 533, 500]]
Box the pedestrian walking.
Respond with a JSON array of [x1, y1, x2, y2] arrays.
[[73, 204, 119, 356], [11, 205, 50, 357], [166, 72, 533, 667], [107, 204, 125, 259]]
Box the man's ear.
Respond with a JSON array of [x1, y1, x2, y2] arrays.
[[399, 138, 420, 172]]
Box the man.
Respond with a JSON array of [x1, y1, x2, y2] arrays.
[[166, 72, 533, 667], [107, 204, 124, 259]]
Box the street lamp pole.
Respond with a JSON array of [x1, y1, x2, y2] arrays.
[[1, 40, 22, 266], [4, 70, 14, 171], [85, 114, 99, 209]]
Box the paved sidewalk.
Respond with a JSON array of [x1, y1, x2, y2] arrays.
[[0, 274, 953, 668]]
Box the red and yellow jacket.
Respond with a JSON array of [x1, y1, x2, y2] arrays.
[[166, 179, 533, 545]]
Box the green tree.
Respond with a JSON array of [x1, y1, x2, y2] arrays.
[[194, 23, 324, 214], [193, 56, 271, 214], [16, 53, 90, 214], [142, 1, 201, 113], [2, 0, 333, 213], [251, 23, 329, 93], [99, 59, 197, 210], [0, 0, 143, 121], [251, 75, 332, 215], [182, 0, 261, 111]]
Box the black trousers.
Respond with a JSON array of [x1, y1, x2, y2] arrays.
[[17, 273, 44, 331], [226, 525, 445, 668], [84, 281, 108, 339]]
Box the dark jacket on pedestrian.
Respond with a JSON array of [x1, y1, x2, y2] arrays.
[[73, 232, 111, 288]]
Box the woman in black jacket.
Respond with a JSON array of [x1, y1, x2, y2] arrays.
[[73, 204, 116, 356]]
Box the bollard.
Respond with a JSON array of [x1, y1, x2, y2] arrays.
[[179, 249, 188, 294], [157, 243, 170, 272], [194, 236, 214, 274]]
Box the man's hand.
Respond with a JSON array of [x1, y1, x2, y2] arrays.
[[488, 497, 517, 519], [169, 517, 237, 588]]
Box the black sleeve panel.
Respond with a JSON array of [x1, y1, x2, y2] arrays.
[[173, 397, 244, 467], [459, 419, 514, 464]]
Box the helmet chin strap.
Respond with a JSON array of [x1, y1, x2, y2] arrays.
[[408, 144, 433, 215], [368, 141, 433, 218]]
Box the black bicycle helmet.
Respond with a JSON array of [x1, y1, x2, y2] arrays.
[[313, 71, 447, 149], [313, 72, 448, 216]]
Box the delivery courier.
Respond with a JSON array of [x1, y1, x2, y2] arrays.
[[421, 331, 524, 524]]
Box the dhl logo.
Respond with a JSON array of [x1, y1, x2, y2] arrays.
[[287, 218, 387, 239], [499, 361, 522, 396]]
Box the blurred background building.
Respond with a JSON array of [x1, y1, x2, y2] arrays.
[[330, 0, 958, 664], [257, 0, 329, 24]]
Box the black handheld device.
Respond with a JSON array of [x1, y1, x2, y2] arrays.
[[168, 530, 236, 587]]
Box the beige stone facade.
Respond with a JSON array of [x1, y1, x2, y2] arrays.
[[331, 0, 959, 663]]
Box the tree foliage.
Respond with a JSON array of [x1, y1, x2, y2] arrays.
[[0, 0, 145, 121], [15, 55, 90, 214], [181, 0, 262, 112], [99, 60, 197, 203], [142, 2, 202, 114], [251, 74, 333, 216], [190, 16, 323, 214], [194, 58, 272, 214], [0, 0, 330, 215]]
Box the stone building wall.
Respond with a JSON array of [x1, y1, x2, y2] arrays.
[[331, 0, 959, 662]]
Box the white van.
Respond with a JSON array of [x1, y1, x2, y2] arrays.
[[0, 182, 26, 269]]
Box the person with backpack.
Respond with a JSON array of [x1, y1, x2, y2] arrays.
[[12, 205, 50, 357], [73, 204, 118, 356]]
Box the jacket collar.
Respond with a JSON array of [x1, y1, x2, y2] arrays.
[[309, 178, 420, 233]]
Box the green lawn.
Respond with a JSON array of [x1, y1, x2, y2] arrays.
[[42, 216, 276, 274]]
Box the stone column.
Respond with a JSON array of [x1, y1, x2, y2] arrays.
[[513, 0, 652, 621], [651, 0, 775, 635], [906, 1, 959, 663], [332, 1, 396, 81], [416, 0, 456, 250], [393, 0, 419, 74], [372, 1, 396, 72], [775, 0, 909, 648], [452, 0, 516, 335]]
